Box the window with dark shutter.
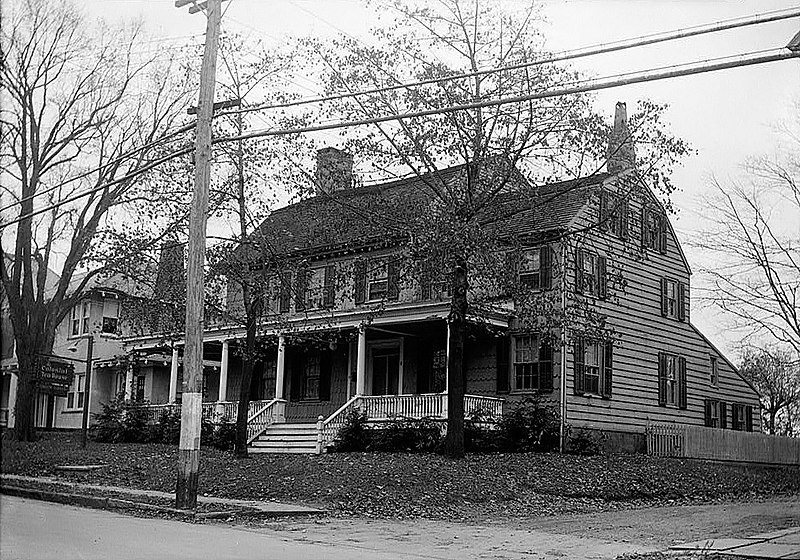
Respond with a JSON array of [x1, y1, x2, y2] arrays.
[[354, 260, 366, 304], [573, 338, 585, 395], [641, 207, 648, 250], [660, 278, 669, 317], [496, 336, 510, 394], [745, 405, 753, 432], [732, 404, 740, 431], [704, 400, 713, 427], [659, 215, 668, 254], [677, 282, 687, 322], [322, 265, 336, 308], [677, 356, 687, 409], [720, 401, 728, 429], [602, 340, 613, 398], [657, 352, 667, 406], [575, 248, 584, 295], [599, 191, 609, 232]]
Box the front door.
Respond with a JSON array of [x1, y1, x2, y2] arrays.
[[370, 346, 401, 396]]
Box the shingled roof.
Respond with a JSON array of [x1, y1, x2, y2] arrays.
[[244, 162, 609, 261]]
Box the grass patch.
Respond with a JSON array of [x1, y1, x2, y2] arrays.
[[3, 432, 798, 521]]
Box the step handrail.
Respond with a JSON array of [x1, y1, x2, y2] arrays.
[[246, 398, 285, 444], [318, 395, 363, 451]]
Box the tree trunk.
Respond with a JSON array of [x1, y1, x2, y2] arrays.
[[234, 297, 257, 456], [444, 257, 467, 458], [769, 409, 777, 435], [13, 354, 38, 442]]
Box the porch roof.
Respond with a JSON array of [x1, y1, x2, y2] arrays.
[[123, 301, 511, 351]]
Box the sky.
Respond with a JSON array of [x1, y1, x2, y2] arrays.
[[77, 0, 800, 358]]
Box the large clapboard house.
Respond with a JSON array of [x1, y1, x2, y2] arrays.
[[124, 103, 761, 453]]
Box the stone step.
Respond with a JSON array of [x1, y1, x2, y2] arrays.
[[249, 446, 318, 454]]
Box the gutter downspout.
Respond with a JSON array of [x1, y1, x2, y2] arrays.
[[559, 240, 568, 453]]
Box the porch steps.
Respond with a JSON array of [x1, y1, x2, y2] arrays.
[[248, 423, 319, 454]]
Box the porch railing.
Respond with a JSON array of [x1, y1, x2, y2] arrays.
[[134, 399, 273, 425], [319, 393, 504, 452], [247, 399, 286, 444]]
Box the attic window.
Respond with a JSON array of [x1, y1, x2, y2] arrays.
[[102, 298, 119, 334], [642, 207, 667, 254]]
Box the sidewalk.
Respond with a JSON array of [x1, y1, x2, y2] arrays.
[[1, 474, 321, 517], [670, 527, 800, 559]]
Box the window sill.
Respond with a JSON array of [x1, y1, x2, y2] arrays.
[[510, 389, 553, 395], [61, 409, 83, 414]]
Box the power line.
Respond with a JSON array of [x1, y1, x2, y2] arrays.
[[217, 48, 800, 144], [3, 44, 797, 231], [217, 6, 800, 117]]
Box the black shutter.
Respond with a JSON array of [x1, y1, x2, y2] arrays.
[[504, 250, 519, 295], [597, 255, 607, 299], [387, 259, 399, 300], [575, 248, 584, 295], [677, 282, 687, 322], [496, 336, 510, 394], [279, 271, 292, 313], [322, 264, 336, 308], [660, 278, 669, 317], [620, 200, 629, 239], [677, 356, 687, 409], [720, 401, 728, 429], [641, 207, 648, 249], [289, 351, 303, 401], [539, 339, 553, 392], [319, 350, 332, 401], [599, 191, 608, 231], [745, 405, 753, 432], [657, 352, 667, 406], [602, 340, 613, 399], [573, 338, 585, 395], [704, 400, 712, 427], [540, 246, 552, 290], [732, 404, 739, 431], [294, 268, 308, 312], [354, 260, 366, 304], [659, 214, 668, 254]]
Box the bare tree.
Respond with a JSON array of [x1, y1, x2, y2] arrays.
[[739, 348, 800, 436], [695, 105, 800, 354], [0, 0, 193, 440]]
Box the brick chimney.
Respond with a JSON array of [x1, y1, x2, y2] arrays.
[[154, 240, 185, 304], [606, 101, 636, 174], [315, 147, 353, 195]]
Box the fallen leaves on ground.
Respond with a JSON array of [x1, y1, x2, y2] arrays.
[[3, 433, 798, 522]]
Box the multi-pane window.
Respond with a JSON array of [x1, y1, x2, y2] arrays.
[[706, 399, 720, 428], [600, 191, 628, 238], [732, 403, 747, 431], [512, 335, 553, 392], [574, 338, 613, 397], [81, 301, 90, 334], [302, 354, 321, 400], [519, 251, 541, 290], [642, 207, 667, 253], [367, 259, 389, 301], [575, 249, 606, 299], [135, 375, 146, 402], [660, 278, 686, 321], [262, 359, 277, 400], [431, 348, 447, 393], [71, 300, 93, 336], [102, 298, 119, 334], [66, 374, 85, 410], [710, 356, 719, 387], [657, 352, 687, 409]]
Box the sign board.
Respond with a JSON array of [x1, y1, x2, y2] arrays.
[[36, 360, 75, 397]]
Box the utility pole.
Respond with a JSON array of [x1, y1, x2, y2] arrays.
[[175, 0, 222, 510]]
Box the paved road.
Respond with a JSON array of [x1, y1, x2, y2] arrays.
[[0, 495, 652, 560]]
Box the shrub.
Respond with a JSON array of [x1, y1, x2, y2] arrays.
[[201, 416, 236, 451], [157, 409, 181, 445], [91, 398, 152, 443], [371, 417, 443, 452], [465, 411, 501, 452], [331, 410, 371, 452], [566, 427, 606, 456], [493, 397, 560, 452]]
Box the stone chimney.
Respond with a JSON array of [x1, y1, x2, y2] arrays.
[[315, 147, 354, 195], [606, 101, 636, 174], [154, 240, 186, 304]]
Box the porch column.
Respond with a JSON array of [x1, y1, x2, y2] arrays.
[[218, 340, 229, 402], [275, 335, 286, 400], [124, 361, 134, 401], [8, 373, 18, 429], [356, 326, 366, 396], [445, 321, 451, 392], [168, 346, 179, 404]]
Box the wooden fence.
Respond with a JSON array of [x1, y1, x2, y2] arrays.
[[647, 423, 800, 465]]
